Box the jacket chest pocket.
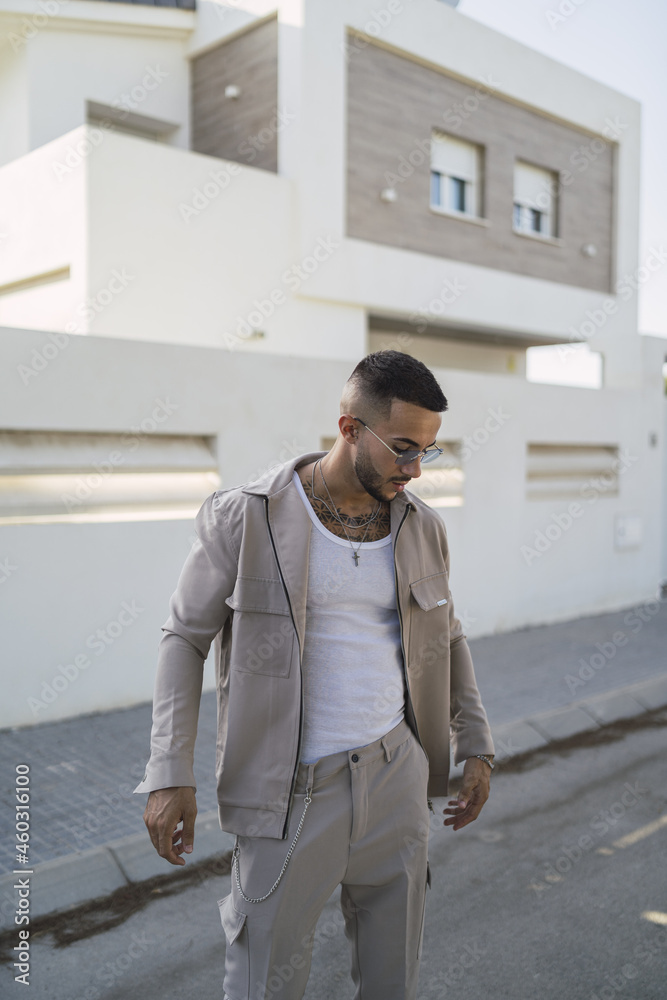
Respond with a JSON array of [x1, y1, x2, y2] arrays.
[[225, 576, 295, 678], [407, 572, 451, 669]]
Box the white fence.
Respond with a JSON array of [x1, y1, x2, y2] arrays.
[[1, 325, 664, 728]]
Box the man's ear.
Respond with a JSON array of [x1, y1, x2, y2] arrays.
[[339, 413, 359, 444]]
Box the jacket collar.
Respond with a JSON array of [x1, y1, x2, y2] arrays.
[[241, 451, 326, 497], [242, 451, 415, 511]]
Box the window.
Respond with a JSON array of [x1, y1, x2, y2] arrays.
[[430, 132, 482, 219], [513, 161, 558, 238]]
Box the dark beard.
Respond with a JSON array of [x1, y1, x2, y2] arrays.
[[354, 449, 397, 504]]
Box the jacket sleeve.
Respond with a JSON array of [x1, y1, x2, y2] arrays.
[[133, 491, 238, 795], [438, 519, 495, 765], [449, 631, 496, 765]]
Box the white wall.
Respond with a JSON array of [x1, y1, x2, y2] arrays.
[[1, 516, 204, 728], [25, 27, 191, 153], [0, 0, 194, 166], [0, 325, 353, 729], [0, 126, 367, 359], [1, 325, 663, 728], [85, 127, 365, 359], [419, 365, 662, 635], [0, 129, 87, 332]]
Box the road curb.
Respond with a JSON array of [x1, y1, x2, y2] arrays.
[[0, 810, 234, 930], [2, 672, 665, 926], [489, 673, 667, 763]]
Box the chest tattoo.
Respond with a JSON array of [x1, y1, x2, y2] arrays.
[[299, 474, 391, 542]]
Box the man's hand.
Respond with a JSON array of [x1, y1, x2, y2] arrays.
[[143, 787, 197, 866], [442, 757, 492, 831]]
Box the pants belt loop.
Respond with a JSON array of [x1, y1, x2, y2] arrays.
[[306, 762, 316, 790], [382, 736, 392, 763]]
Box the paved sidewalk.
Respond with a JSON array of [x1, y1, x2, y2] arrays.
[[1, 598, 665, 927]]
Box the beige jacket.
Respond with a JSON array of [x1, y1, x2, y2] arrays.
[[133, 451, 494, 839]]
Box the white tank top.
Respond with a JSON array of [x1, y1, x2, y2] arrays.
[[292, 471, 405, 762]]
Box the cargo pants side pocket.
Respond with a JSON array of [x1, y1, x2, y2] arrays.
[[417, 860, 431, 960], [218, 893, 249, 1000]]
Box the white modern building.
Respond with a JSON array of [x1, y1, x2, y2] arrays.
[[0, 0, 665, 727]]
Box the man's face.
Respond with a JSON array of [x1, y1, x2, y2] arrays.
[[353, 400, 442, 503]]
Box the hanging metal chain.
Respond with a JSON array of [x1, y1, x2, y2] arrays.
[[312, 459, 382, 565], [232, 788, 312, 904], [313, 459, 382, 530]]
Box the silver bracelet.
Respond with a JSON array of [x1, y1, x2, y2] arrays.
[[473, 754, 495, 771]]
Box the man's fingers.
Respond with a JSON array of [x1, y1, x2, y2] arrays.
[[442, 775, 488, 830], [443, 798, 480, 830], [171, 828, 188, 858], [157, 822, 186, 866], [180, 800, 197, 856], [143, 787, 197, 866]]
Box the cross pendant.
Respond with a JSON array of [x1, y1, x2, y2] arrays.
[[352, 551, 360, 566]]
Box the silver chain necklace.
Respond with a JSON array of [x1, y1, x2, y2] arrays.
[[310, 459, 381, 527], [311, 459, 383, 566]]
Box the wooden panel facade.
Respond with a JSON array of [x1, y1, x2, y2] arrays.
[[191, 16, 279, 172], [346, 37, 616, 292]]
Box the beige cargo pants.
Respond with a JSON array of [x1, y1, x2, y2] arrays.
[[217, 719, 431, 1000]]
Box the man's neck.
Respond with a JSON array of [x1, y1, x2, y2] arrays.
[[297, 459, 391, 542], [298, 453, 379, 517]]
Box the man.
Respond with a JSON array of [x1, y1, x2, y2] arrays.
[[134, 350, 495, 999]]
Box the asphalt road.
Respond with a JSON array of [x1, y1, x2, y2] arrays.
[[4, 711, 666, 1000]]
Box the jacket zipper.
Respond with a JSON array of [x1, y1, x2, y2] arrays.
[[263, 495, 304, 840], [393, 503, 426, 755]]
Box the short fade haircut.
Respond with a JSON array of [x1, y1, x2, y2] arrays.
[[341, 350, 448, 422]]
